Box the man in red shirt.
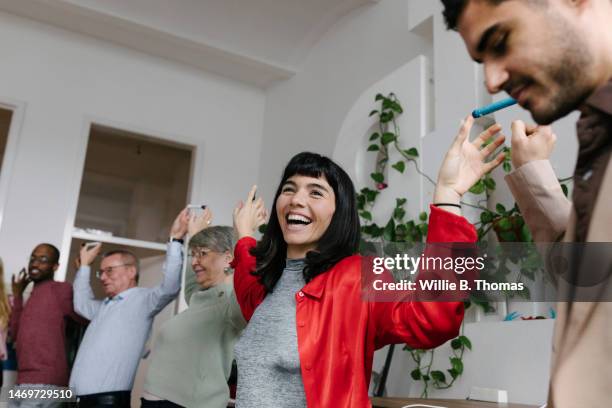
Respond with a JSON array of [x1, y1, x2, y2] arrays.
[[9, 243, 86, 408]]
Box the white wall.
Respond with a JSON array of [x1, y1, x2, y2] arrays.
[[257, 0, 431, 201], [0, 11, 265, 279]]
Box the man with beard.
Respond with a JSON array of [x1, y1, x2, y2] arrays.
[[9, 243, 86, 408], [440, 0, 612, 407]]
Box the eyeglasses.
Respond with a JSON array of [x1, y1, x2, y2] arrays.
[[96, 264, 133, 279], [189, 249, 210, 261], [29, 256, 52, 264]]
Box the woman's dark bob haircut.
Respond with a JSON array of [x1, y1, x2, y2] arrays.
[[250, 152, 360, 292]]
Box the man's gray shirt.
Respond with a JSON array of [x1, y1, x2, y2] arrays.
[[69, 242, 182, 395]]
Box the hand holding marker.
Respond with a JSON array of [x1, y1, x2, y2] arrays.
[[472, 97, 517, 118]]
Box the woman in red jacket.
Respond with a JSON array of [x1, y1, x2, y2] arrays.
[[232, 116, 505, 408]]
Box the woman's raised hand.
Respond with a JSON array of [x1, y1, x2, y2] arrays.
[[435, 116, 506, 205], [188, 206, 213, 237], [233, 185, 267, 239]]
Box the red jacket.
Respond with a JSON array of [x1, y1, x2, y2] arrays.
[[232, 205, 476, 407]]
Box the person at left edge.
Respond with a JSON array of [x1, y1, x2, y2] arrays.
[[9, 244, 87, 408], [69, 209, 187, 408], [231, 117, 505, 408]]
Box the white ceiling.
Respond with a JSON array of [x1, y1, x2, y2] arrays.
[[0, 0, 380, 87]]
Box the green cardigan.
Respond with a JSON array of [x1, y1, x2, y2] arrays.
[[143, 267, 245, 408]]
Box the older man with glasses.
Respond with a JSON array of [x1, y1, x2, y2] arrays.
[[8, 243, 86, 408], [69, 209, 191, 408]]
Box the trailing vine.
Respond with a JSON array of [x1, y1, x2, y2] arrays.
[[357, 93, 472, 397]]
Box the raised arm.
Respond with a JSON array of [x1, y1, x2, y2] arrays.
[[371, 115, 504, 349], [9, 268, 30, 340], [74, 243, 103, 320], [504, 121, 571, 242], [231, 185, 267, 321], [146, 208, 193, 315]]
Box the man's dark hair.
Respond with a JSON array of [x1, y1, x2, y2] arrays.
[[441, 0, 547, 31], [39, 243, 60, 265], [441, 0, 506, 30], [250, 152, 361, 293]]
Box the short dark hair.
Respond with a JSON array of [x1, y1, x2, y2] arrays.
[[102, 249, 139, 282], [441, 0, 503, 30], [38, 243, 60, 265], [250, 152, 361, 293], [441, 0, 546, 31]]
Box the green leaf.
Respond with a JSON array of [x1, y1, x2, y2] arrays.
[[396, 198, 407, 207], [503, 161, 512, 173], [383, 218, 396, 242], [365, 189, 379, 202], [395, 224, 407, 239], [390, 101, 403, 114], [392, 161, 405, 173], [258, 223, 267, 234], [458, 335, 472, 350], [404, 147, 419, 157], [359, 211, 372, 221], [450, 338, 462, 350], [418, 223, 428, 236], [410, 368, 421, 381], [561, 183, 569, 197], [431, 370, 447, 384], [369, 110, 379, 117], [484, 177, 496, 191], [422, 374, 430, 381], [375, 93, 384, 101], [419, 211, 428, 222], [447, 368, 459, 380], [519, 223, 532, 242], [380, 112, 394, 123], [356, 195, 365, 210], [497, 217, 513, 231], [499, 231, 517, 241], [367, 144, 380, 152], [371, 172, 384, 183], [393, 207, 406, 221], [480, 211, 494, 224], [469, 180, 485, 195], [381, 132, 396, 145], [450, 357, 464, 375], [496, 203, 507, 214], [369, 132, 380, 141]]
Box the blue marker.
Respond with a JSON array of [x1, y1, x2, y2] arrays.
[[472, 97, 517, 118]]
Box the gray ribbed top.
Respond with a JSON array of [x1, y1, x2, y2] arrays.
[[234, 259, 307, 408]]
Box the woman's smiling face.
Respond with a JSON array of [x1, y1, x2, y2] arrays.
[[275, 174, 336, 259]]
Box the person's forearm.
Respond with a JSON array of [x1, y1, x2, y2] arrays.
[[433, 186, 462, 216], [73, 266, 99, 319], [505, 160, 571, 242], [160, 241, 183, 296], [148, 241, 183, 314]]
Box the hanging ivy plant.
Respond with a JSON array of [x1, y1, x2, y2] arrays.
[[357, 92, 472, 397]]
